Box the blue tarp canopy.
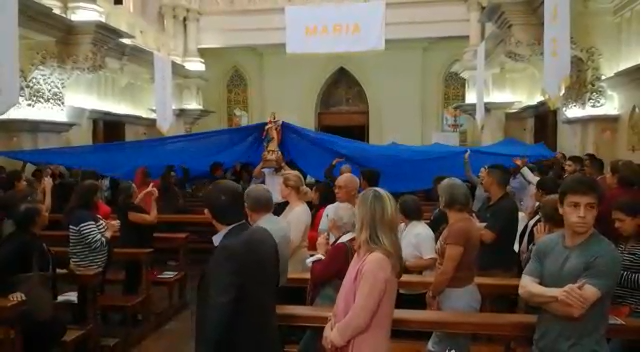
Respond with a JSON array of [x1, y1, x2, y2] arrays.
[[0, 122, 554, 192]]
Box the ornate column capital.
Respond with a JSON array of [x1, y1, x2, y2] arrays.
[[187, 8, 201, 21], [175, 108, 214, 133], [175, 6, 188, 20]]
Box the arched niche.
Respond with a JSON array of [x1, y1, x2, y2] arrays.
[[315, 67, 369, 142], [441, 64, 478, 146], [225, 66, 249, 127]]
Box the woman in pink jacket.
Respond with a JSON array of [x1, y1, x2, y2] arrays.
[[322, 187, 403, 352]]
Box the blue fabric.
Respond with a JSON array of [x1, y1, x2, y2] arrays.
[[0, 122, 554, 192]]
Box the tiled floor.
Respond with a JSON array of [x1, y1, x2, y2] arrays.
[[134, 310, 193, 352]]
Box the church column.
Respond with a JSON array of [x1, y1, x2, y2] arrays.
[[463, 0, 483, 63], [172, 6, 187, 61], [183, 8, 206, 70], [66, 0, 105, 21], [36, 0, 65, 15], [480, 102, 517, 145], [162, 5, 176, 56]]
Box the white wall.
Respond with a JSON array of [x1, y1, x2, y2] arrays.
[[197, 38, 467, 145]]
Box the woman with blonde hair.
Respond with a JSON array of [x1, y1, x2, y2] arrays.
[[322, 187, 402, 352], [279, 170, 312, 273]]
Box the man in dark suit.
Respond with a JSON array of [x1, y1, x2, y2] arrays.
[[195, 180, 281, 352]]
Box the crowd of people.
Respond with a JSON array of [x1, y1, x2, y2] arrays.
[[0, 150, 638, 352]]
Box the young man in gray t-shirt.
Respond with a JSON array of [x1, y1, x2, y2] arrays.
[[519, 175, 621, 352]]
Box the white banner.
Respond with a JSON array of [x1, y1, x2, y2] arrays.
[[543, 0, 571, 102], [0, 0, 19, 116], [285, 1, 386, 54], [475, 40, 486, 128], [153, 53, 174, 134]]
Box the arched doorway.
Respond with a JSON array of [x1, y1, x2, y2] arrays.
[[316, 67, 369, 142]]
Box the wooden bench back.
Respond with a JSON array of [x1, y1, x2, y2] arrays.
[[276, 305, 640, 340]]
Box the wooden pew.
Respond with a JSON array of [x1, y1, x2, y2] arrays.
[[286, 273, 520, 296], [57, 269, 104, 352], [50, 247, 154, 349], [276, 305, 640, 340], [40, 231, 189, 312], [47, 214, 211, 224], [46, 215, 214, 251], [0, 299, 24, 352]]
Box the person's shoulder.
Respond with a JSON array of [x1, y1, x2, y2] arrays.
[[589, 231, 620, 255], [498, 194, 519, 211], [536, 231, 563, 250], [125, 203, 147, 214], [446, 218, 474, 233], [411, 221, 435, 238], [69, 209, 96, 224], [363, 251, 393, 272]]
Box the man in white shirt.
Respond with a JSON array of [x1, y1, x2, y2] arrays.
[[317, 173, 359, 238], [396, 195, 437, 310]]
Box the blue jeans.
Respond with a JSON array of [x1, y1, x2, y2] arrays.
[[298, 328, 322, 352], [608, 310, 639, 352]]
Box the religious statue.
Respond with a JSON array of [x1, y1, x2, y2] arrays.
[[262, 112, 282, 168], [233, 107, 249, 126]]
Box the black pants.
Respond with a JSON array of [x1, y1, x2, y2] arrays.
[[123, 261, 142, 296], [392, 291, 430, 340], [395, 291, 428, 310], [21, 315, 67, 352]]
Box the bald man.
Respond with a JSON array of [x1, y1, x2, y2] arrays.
[[318, 173, 359, 238], [323, 157, 352, 184]]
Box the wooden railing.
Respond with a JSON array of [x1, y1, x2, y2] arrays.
[[286, 273, 520, 296], [276, 305, 640, 340]]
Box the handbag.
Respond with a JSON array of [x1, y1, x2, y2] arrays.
[[312, 241, 355, 307], [11, 248, 54, 321]]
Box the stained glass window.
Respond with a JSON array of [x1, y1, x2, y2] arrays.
[[443, 71, 466, 110], [442, 68, 468, 145], [226, 67, 249, 127]]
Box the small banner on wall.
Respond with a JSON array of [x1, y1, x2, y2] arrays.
[[0, 0, 19, 116], [285, 1, 386, 54], [153, 53, 174, 135]]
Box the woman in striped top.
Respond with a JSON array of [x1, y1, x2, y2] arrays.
[[65, 181, 119, 271], [609, 197, 639, 352]]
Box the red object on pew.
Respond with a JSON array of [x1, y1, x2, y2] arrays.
[[308, 206, 327, 251], [97, 201, 111, 219]]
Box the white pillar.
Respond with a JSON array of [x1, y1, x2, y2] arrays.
[[480, 102, 517, 145], [185, 9, 200, 58], [161, 5, 175, 54], [36, 0, 65, 15], [173, 7, 187, 61], [66, 0, 105, 21], [463, 0, 483, 62], [183, 9, 205, 71]]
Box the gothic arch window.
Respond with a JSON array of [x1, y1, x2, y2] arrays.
[[226, 67, 249, 127], [442, 66, 468, 145], [442, 70, 466, 110]]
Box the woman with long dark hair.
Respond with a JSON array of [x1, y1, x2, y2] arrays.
[[64, 180, 117, 271], [0, 202, 67, 352], [609, 197, 640, 352], [157, 169, 184, 214], [307, 182, 335, 251], [116, 182, 158, 295]]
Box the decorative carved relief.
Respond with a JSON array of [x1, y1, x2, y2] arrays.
[[226, 67, 249, 127], [319, 68, 368, 112], [503, 36, 543, 63], [15, 46, 107, 116], [562, 38, 607, 111]]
